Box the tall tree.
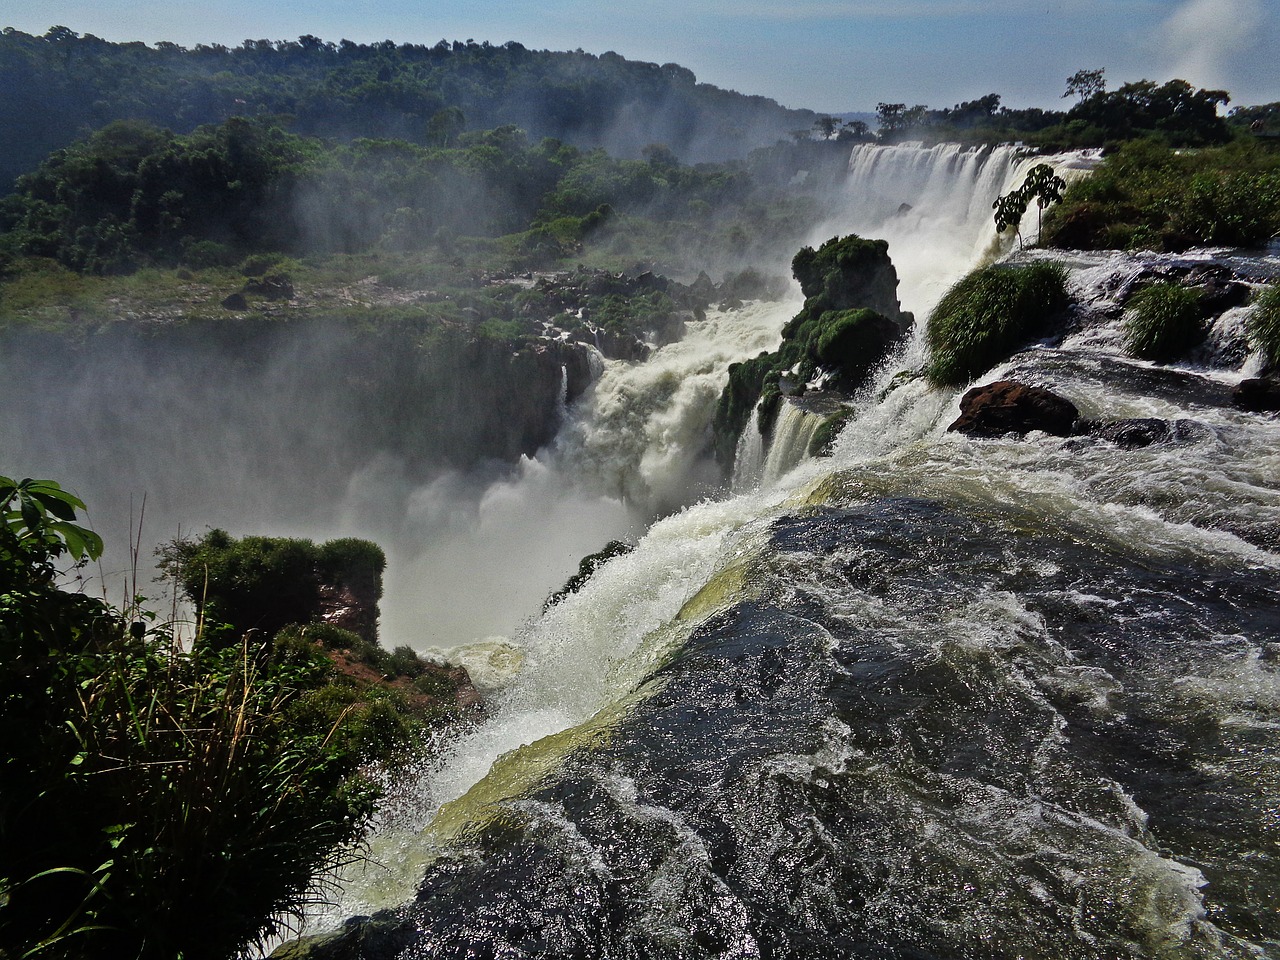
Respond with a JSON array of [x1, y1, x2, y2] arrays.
[[1063, 68, 1106, 103]]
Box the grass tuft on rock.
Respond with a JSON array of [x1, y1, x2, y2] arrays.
[[924, 261, 1070, 387], [1123, 282, 1205, 361], [1245, 284, 1280, 369]]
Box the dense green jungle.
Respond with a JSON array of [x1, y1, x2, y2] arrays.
[[2, 24, 1280, 960]]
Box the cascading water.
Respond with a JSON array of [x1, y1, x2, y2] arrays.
[[823, 142, 1096, 314], [759, 402, 824, 487], [294, 145, 1278, 959]]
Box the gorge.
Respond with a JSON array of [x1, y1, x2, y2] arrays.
[[3, 141, 1277, 959], [284, 145, 1276, 957]]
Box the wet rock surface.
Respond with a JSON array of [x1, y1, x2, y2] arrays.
[[1073, 416, 1207, 448], [1233, 376, 1280, 412], [947, 380, 1079, 438]]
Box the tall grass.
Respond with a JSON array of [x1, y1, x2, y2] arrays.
[[1, 481, 381, 960], [1245, 284, 1280, 369], [924, 261, 1071, 386], [1122, 283, 1205, 361]]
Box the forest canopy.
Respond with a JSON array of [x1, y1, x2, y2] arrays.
[[0, 26, 817, 190]]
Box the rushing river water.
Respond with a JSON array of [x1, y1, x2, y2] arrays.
[[290, 147, 1279, 959]]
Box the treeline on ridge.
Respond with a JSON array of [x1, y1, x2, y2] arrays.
[[0, 25, 817, 190]]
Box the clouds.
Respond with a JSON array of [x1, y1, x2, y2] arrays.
[[1159, 0, 1267, 95]]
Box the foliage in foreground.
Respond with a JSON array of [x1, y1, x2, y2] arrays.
[[924, 261, 1071, 386], [161, 528, 386, 643], [163, 529, 469, 758], [0, 478, 383, 960], [1122, 282, 1206, 361], [1042, 138, 1280, 252]]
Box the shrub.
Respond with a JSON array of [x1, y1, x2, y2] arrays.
[[0, 478, 378, 960], [1042, 138, 1280, 252], [180, 238, 239, 269], [164, 531, 386, 642], [167, 531, 322, 641], [317, 537, 387, 602], [385, 644, 428, 678], [288, 682, 426, 763], [1245, 284, 1280, 368], [924, 261, 1071, 386], [1123, 282, 1205, 361], [240, 253, 283, 277]]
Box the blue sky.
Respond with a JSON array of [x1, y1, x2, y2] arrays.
[[1, 0, 1276, 112]]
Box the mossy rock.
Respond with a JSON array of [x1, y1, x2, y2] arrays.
[[713, 235, 908, 473], [808, 408, 854, 457]]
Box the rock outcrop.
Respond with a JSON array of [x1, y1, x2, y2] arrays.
[[947, 381, 1079, 438], [1233, 377, 1280, 412], [791, 234, 913, 333], [713, 234, 912, 471], [1073, 417, 1205, 448]]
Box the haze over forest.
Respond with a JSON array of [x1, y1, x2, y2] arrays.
[[5, 0, 1280, 113]]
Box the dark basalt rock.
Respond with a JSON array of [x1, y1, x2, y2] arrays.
[[1233, 377, 1280, 412], [270, 912, 412, 959], [948, 380, 1079, 438], [1074, 417, 1205, 448], [525, 267, 708, 359], [221, 291, 248, 310]]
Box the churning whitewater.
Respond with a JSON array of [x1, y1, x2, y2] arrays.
[[299, 144, 1279, 959]]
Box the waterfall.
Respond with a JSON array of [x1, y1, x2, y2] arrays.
[[823, 142, 1090, 314], [554, 362, 569, 423], [730, 415, 766, 492], [760, 401, 825, 486], [307, 242, 1280, 958], [552, 299, 791, 515], [293, 148, 1279, 958]]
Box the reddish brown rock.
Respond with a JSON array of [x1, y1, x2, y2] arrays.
[[948, 380, 1079, 438]]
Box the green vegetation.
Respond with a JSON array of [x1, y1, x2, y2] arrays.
[[544, 539, 636, 611], [1122, 283, 1206, 361], [870, 75, 1237, 150], [924, 261, 1071, 386], [1244, 285, 1280, 368], [808, 408, 854, 457], [1042, 138, 1280, 252], [0, 27, 815, 191], [0, 478, 386, 959], [0, 116, 787, 279], [162, 528, 468, 744], [993, 163, 1067, 247], [160, 529, 385, 643], [713, 235, 905, 467]]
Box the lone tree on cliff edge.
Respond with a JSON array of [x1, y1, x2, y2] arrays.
[[1063, 68, 1106, 102], [993, 163, 1068, 248]]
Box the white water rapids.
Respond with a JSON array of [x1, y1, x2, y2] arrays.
[[6, 139, 1273, 956], [296, 142, 1267, 941]]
